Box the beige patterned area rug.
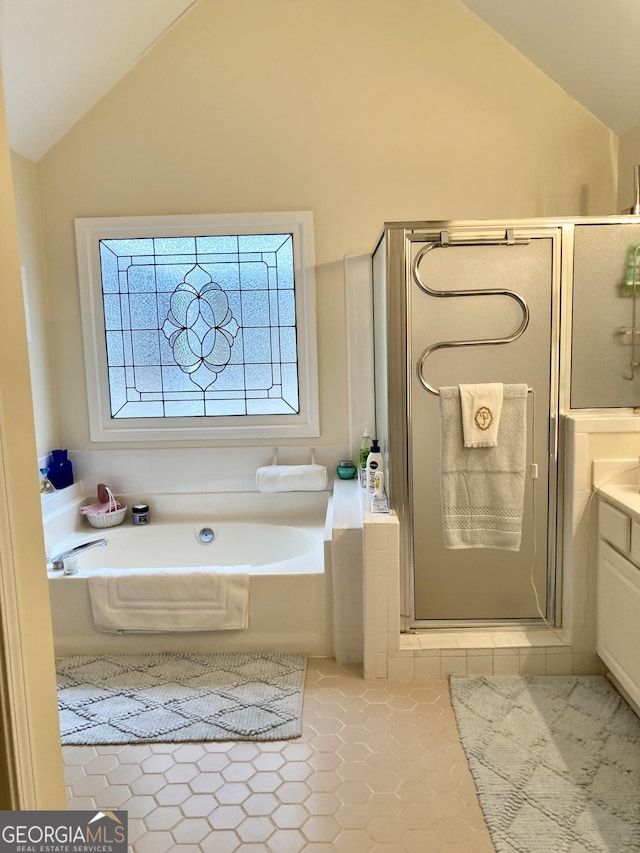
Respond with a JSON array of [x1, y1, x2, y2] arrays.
[[57, 652, 306, 745], [450, 675, 640, 853]]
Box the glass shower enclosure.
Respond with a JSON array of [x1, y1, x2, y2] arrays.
[[372, 217, 640, 629]]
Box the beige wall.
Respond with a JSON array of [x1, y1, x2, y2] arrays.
[[10, 152, 58, 458], [37, 0, 617, 451], [618, 125, 640, 213]]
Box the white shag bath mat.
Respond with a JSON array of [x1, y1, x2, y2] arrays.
[[450, 675, 640, 853], [56, 651, 307, 744]]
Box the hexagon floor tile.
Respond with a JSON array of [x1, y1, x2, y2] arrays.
[[64, 659, 495, 852]]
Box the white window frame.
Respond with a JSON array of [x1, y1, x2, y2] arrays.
[[75, 211, 319, 442]]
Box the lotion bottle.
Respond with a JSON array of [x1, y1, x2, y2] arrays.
[[373, 469, 385, 498], [366, 439, 383, 494]]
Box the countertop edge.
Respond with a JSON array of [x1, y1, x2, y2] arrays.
[[598, 483, 640, 520]]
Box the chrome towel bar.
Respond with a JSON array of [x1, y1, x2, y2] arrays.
[[412, 231, 531, 396]]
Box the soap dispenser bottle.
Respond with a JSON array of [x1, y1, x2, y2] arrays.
[[366, 439, 383, 494], [47, 449, 73, 489]]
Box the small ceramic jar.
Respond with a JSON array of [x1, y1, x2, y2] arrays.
[[336, 459, 357, 480], [132, 504, 150, 525]]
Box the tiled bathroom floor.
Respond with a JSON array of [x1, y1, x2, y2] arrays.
[[63, 658, 495, 852]]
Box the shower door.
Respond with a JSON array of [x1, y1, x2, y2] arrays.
[[408, 226, 560, 624]]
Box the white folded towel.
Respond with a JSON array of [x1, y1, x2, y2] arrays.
[[88, 565, 250, 633], [256, 463, 327, 492], [459, 383, 504, 447], [440, 384, 528, 551]]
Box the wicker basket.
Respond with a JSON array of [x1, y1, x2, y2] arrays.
[[86, 504, 127, 528], [84, 486, 127, 528]]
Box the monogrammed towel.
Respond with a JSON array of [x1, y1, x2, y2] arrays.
[[459, 383, 504, 447]]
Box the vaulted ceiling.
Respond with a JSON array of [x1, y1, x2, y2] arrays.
[[460, 0, 640, 136], [0, 0, 638, 162], [0, 0, 197, 161]]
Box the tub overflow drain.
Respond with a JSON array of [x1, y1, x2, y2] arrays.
[[198, 527, 215, 543]]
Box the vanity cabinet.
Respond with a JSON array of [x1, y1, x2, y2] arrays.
[[597, 497, 640, 709]]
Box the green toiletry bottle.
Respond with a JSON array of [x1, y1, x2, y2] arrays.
[[359, 429, 373, 487]]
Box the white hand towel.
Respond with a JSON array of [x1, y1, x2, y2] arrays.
[[459, 383, 504, 448], [256, 464, 327, 492]]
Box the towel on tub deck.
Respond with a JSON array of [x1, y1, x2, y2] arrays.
[[256, 464, 327, 492], [439, 384, 528, 551], [87, 565, 250, 633]]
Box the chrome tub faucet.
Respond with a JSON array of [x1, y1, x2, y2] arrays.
[[50, 537, 108, 571]]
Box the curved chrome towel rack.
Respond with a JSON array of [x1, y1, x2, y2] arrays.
[[412, 230, 531, 396]]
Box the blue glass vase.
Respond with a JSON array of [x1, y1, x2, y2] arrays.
[[47, 449, 74, 490]]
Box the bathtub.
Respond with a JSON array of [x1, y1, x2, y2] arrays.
[[45, 490, 332, 657]]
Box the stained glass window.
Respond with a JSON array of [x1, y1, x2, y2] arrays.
[[75, 212, 318, 441], [99, 234, 299, 418]]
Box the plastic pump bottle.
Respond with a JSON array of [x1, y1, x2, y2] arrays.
[[359, 429, 373, 487], [366, 439, 383, 494], [359, 429, 372, 468]]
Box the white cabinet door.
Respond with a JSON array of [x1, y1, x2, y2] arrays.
[[598, 500, 630, 553], [597, 540, 640, 708]]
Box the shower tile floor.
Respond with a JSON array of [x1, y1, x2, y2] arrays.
[[63, 658, 495, 852]]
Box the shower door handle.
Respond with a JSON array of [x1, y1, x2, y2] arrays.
[[548, 415, 558, 460]]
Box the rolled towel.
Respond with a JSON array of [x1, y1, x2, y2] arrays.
[[256, 464, 327, 492], [80, 500, 123, 516]]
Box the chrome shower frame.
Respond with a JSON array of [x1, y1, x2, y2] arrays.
[[373, 215, 640, 631]]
